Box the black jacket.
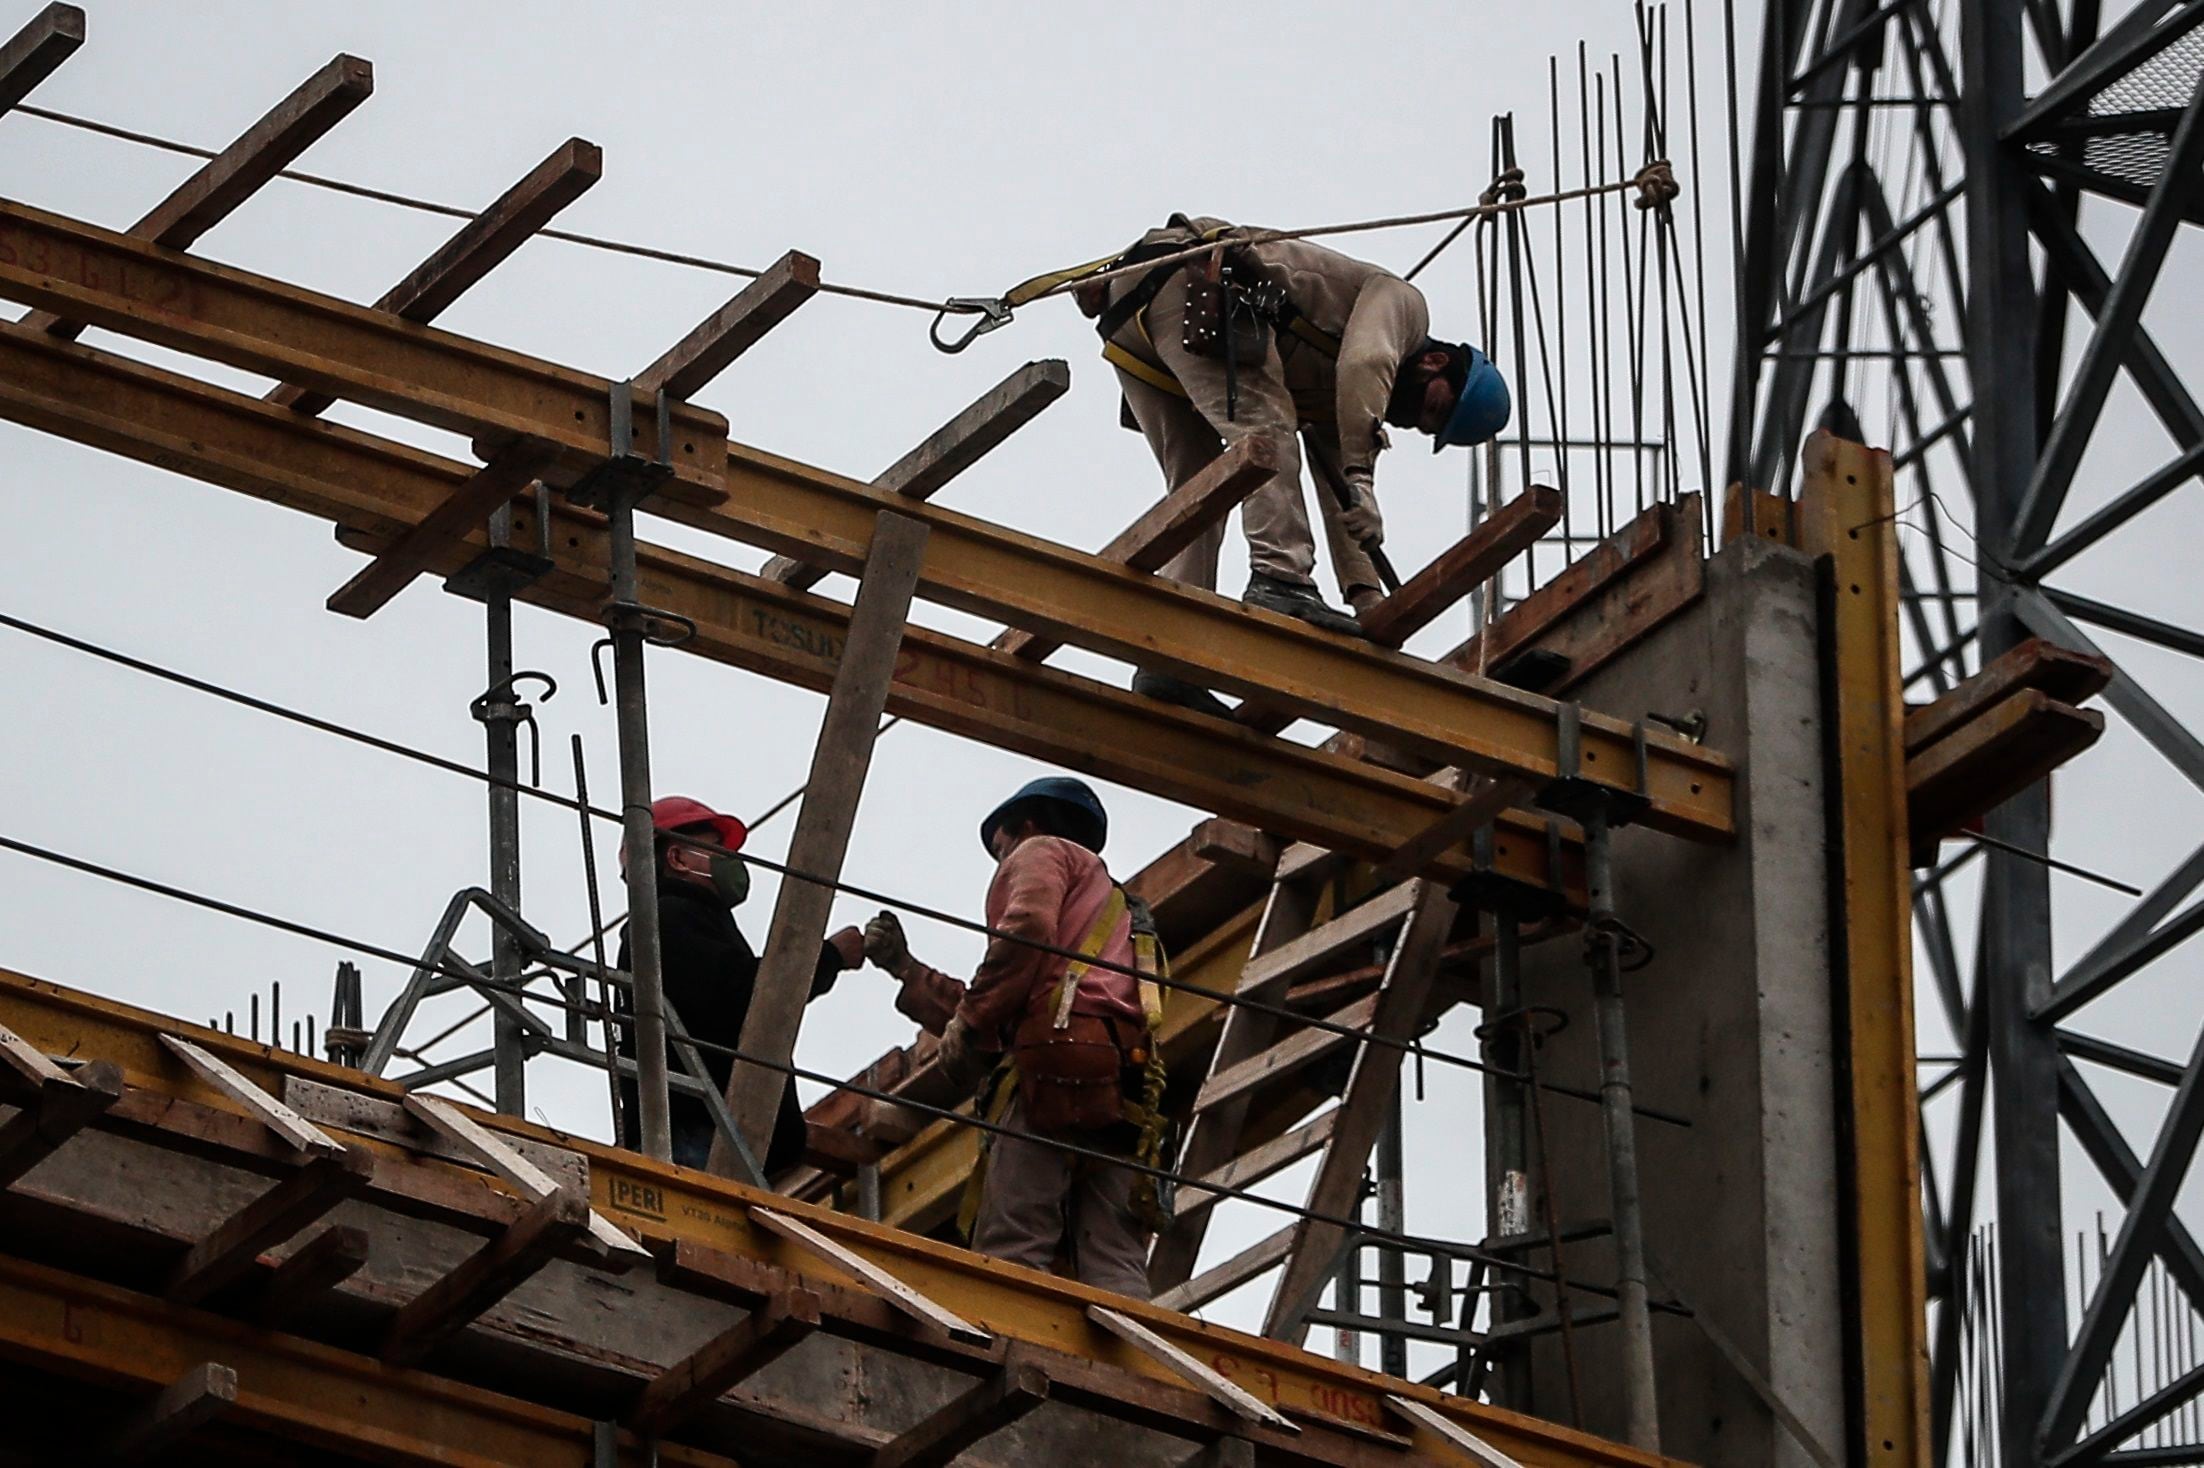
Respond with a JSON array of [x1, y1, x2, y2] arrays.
[[614, 882, 845, 1174]]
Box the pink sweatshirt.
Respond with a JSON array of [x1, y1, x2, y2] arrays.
[[895, 834, 1141, 1048]]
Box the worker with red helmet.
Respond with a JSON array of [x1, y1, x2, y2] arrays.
[[613, 795, 864, 1175], [862, 776, 1170, 1298]]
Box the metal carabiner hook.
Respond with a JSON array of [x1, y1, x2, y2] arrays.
[[928, 297, 1013, 354]]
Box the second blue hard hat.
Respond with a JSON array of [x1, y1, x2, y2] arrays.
[[979, 775, 1108, 856]]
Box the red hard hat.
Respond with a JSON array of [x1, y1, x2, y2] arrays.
[[649, 795, 747, 853]]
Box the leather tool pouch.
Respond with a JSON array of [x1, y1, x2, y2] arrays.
[[1013, 1011, 1136, 1137], [1181, 249, 1270, 365]]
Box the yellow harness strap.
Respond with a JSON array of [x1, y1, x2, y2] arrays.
[[1049, 886, 1131, 1029]]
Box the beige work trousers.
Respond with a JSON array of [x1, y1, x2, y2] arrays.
[[969, 1098, 1151, 1299], [1108, 252, 1381, 599]]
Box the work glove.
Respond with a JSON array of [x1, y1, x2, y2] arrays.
[[1339, 498, 1383, 545], [935, 1013, 995, 1095], [863, 910, 911, 975]]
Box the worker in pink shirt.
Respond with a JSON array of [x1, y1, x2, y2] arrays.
[[863, 776, 1167, 1298]]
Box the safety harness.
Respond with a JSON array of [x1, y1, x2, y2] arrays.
[[957, 888, 1175, 1242]]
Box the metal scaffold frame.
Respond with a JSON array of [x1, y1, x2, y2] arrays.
[[1728, 0, 2204, 1462]]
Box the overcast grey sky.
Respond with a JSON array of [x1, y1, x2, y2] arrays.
[[2, 0, 2199, 1364]]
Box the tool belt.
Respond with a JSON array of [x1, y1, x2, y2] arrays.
[[1088, 217, 1342, 414], [1012, 1009, 1149, 1135], [956, 889, 1176, 1241]]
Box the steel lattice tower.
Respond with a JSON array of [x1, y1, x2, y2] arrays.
[[1730, 1, 2204, 1461]]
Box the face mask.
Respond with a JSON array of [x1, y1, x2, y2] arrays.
[[709, 853, 751, 908]]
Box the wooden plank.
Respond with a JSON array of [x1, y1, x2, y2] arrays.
[[27, 54, 374, 339], [1192, 993, 1379, 1117], [747, 1206, 989, 1346], [269, 136, 603, 417], [1906, 688, 2105, 849], [1796, 433, 1929, 1464], [103, 1361, 237, 1463], [639, 249, 821, 399], [1154, 1225, 1301, 1315], [1189, 819, 1284, 882], [1236, 885, 1419, 1001], [0, 1252, 749, 1468], [1149, 874, 1327, 1293], [1263, 880, 1461, 1343], [870, 1359, 1052, 1468], [403, 1091, 647, 1264], [1182, 1439, 1257, 1468], [629, 1287, 823, 1436], [0, 199, 731, 502], [804, 1120, 887, 1177], [1902, 635, 2112, 756], [243, 1223, 369, 1328], [1385, 1395, 1525, 1468], [1174, 1111, 1339, 1221], [325, 437, 558, 618], [0, 1018, 70, 1093], [0, 326, 1585, 903], [994, 436, 1284, 661], [1443, 496, 1683, 679], [1372, 776, 1535, 885], [1353, 486, 1562, 649], [0, 1058, 121, 1187], [1089, 1304, 1297, 1432], [159, 1034, 341, 1156], [766, 359, 1072, 590], [163, 1148, 372, 1305], [381, 1185, 590, 1366], [0, 4, 83, 117], [282, 1075, 588, 1191], [722, 513, 930, 1166]]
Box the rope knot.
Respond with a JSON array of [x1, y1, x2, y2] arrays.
[[1479, 166, 1528, 208], [1632, 160, 1682, 212]]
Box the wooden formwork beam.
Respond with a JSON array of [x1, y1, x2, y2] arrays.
[[629, 1286, 822, 1437], [24, 53, 374, 339], [0, 198, 729, 501], [163, 1147, 372, 1305], [993, 435, 1285, 661], [0, 1251, 742, 1466], [871, 1359, 1052, 1468], [764, 359, 1072, 590], [380, 1184, 590, 1366], [269, 135, 604, 417], [0, 3, 83, 117], [241, 1223, 368, 1328], [101, 1361, 238, 1463], [0, 201, 1731, 838], [1336, 485, 1562, 651], [0, 1055, 120, 1187], [0, 970, 1675, 1468], [0, 324, 1582, 900], [639, 249, 820, 399]]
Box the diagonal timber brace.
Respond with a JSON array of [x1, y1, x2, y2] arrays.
[[0, 198, 1732, 840], [0, 324, 1585, 899]]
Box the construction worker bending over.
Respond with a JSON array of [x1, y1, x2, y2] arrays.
[[863, 777, 1170, 1299], [1085, 213, 1512, 716], [613, 796, 865, 1174]]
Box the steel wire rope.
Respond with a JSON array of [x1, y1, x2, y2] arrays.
[[0, 606, 1690, 1128], [14, 103, 1672, 326], [0, 819, 1694, 1316]]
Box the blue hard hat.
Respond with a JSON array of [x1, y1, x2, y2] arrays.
[[979, 776, 1108, 856], [1432, 347, 1511, 452]]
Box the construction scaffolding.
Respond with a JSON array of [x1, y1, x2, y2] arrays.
[[0, 1, 2183, 1465]]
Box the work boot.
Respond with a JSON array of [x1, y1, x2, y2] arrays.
[[1131, 669, 1236, 720], [1242, 572, 1368, 639]]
